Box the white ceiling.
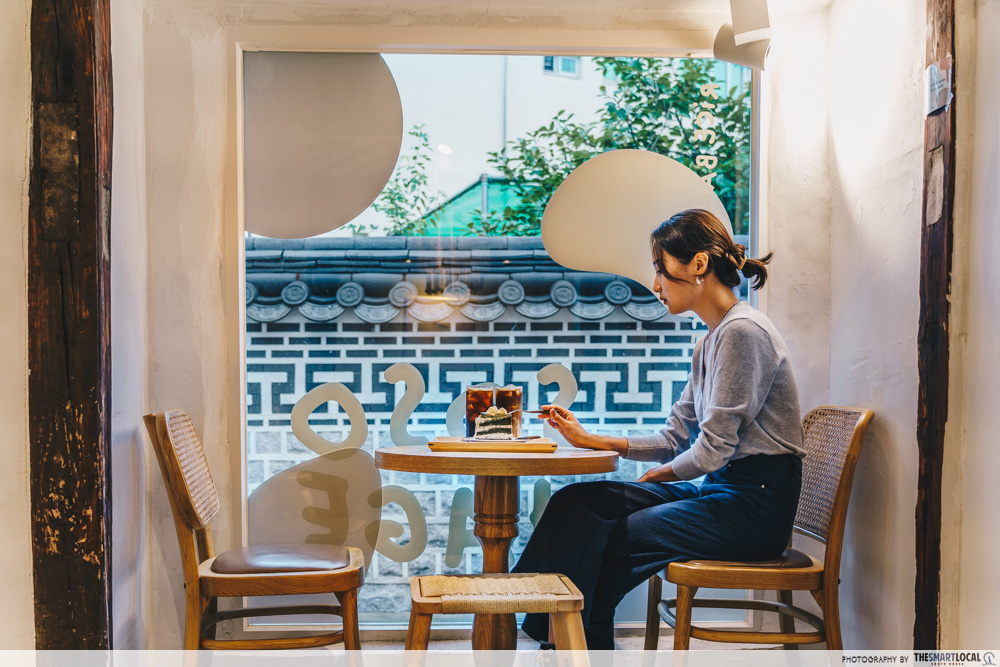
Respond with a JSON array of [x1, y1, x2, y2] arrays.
[[146, 0, 832, 41]]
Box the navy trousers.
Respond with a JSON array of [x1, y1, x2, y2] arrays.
[[511, 453, 802, 649]]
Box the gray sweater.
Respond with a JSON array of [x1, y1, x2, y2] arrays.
[[626, 302, 805, 480]]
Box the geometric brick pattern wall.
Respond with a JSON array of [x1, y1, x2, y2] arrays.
[[245, 309, 708, 623]]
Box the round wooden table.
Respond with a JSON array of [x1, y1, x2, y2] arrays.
[[374, 446, 619, 650]]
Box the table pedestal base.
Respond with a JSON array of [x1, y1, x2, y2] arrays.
[[472, 476, 520, 650]]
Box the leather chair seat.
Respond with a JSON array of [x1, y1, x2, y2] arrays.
[[211, 544, 351, 574], [684, 548, 814, 570]]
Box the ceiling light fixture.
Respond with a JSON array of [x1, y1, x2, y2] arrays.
[[730, 0, 771, 45], [712, 0, 772, 71], [713, 23, 772, 70]]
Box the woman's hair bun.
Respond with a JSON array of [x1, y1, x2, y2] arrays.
[[649, 209, 772, 290]]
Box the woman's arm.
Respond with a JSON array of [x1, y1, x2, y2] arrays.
[[636, 462, 681, 483], [624, 375, 699, 463], [541, 371, 701, 463], [540, 405, 629, 455], [668, 319, 782, 480], [541, 405, 682, 483]]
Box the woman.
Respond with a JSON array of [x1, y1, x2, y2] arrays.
[[511, 209, 806, 649]]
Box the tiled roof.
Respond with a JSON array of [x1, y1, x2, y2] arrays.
[[245, 235, 744, 324]]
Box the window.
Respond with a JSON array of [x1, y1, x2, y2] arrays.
[[543, 55, 581, 78], [243, 52, 754, 628]]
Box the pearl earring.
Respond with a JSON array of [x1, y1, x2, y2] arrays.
[[696, 276, 704, 285]]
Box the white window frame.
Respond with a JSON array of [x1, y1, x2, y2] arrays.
[[544, 54, 582, 78], [224, 24, 767, 637]]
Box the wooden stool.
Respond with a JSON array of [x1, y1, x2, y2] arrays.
[[406, 573, 587, 655]]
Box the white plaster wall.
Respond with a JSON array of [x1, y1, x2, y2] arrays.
[[764, 4, 832, 415], [939, 0, 974, 647], [761, 2, 835, 640], [0, 0, 36, 649], [826, 0, 924, 648], [950, 0, 1000, 646], [110, 0, 151, 649], [765, 0, 926, 649], [142, 11, 235, 648]]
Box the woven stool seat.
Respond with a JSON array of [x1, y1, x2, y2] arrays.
[[417, 573, 576, 614], [406, 573, 588, 657]]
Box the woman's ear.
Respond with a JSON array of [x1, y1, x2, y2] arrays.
[[692, 251, 711, 279]]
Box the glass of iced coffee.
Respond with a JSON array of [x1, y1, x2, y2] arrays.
[[494, 385, 523, 438], [465, 384, 495, 437]]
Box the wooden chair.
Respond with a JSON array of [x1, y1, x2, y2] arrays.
[[643, 406, 874, 651], [144, 409, 365, 650], [406, 573, 587, 655]]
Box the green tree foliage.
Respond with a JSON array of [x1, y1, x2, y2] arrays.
[[487, 57, 752, 235], [464, 209, 535, 237], [361, 125, 444, 236]]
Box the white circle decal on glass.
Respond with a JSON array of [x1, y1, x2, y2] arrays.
[[243, 52, 403, 239], [540, 149, 733, 295]]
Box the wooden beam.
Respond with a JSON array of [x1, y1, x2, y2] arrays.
[[29, 0, 113, 649], [914, 0, 955, 650]]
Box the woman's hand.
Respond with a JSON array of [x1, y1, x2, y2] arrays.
[[540, 405, 590, 448], [637, 462, 680, 484], [540, 405, 629, 455]]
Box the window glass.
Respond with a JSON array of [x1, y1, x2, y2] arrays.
[[244, 53, 753, 627], [558, 55, 580, 76]]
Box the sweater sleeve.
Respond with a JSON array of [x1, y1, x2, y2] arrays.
[[624, 373, 699, 463], [669, 319, 782, 480]]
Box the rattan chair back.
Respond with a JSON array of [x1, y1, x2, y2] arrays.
[[794, 406, 873, 544], [150, 409, 221, 530]]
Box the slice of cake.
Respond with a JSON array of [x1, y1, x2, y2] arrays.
[[473, 406, 515, 440]]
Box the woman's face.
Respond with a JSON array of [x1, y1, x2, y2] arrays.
[[652, 250, 698, 315]]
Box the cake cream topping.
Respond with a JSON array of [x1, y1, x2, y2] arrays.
[[474, 406, 515, 440]]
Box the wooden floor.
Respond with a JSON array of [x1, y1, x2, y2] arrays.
[[360, 630, 766, 651]]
